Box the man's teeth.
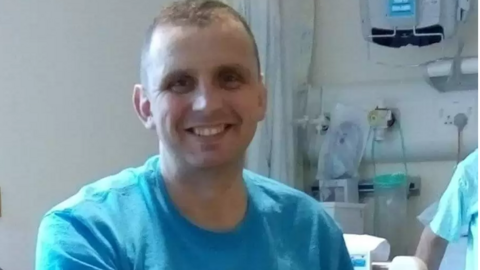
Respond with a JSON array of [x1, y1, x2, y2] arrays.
[[192, 125, 226, 136]]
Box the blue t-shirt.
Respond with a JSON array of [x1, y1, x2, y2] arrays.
[[36, 156, 353, 270], [430, 149, 478, 270]]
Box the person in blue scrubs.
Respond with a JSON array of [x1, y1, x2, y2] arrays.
[[35, 1, 353, 269], [416, 149, 478, 270]]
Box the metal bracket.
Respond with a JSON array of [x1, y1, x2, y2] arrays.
[[358, 176, 421, 197]]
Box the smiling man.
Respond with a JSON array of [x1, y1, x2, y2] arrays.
[[35, 1, 353, 270]]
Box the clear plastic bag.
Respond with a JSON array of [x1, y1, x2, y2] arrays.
[[374, 173, 408, 259], [316, 103, 369, 180]]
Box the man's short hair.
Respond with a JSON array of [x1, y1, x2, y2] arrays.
[[140, 0, 260, 90]]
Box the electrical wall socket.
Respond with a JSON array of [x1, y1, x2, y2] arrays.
[[439, 101, 474, 126]]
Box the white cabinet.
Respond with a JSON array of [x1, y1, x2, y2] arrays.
[[321, 202, 365, 234]]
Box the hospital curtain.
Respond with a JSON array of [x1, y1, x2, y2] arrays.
[[224, 0, 316, 189]]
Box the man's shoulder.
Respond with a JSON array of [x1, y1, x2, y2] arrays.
[[243, 169, 338, 227], [47, 156, 158, 216], [243, 169, 313, 204], [243, 170, 348, 261]]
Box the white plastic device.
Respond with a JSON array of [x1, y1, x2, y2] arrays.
[[388, 256, 428, 270], [322, 202, 365, 234], [360, 0, 471, 47], [318, 179, 359, 203]]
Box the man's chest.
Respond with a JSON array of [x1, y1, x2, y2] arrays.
[[125, 227, 319, 270]]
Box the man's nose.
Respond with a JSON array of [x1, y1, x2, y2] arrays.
[[192, 81, 223, 113]]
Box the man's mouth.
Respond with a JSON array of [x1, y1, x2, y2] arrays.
[[186, 124, 233, 137]]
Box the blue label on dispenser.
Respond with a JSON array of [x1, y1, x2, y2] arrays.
[[350, 254, 368, 270], [388, 0, 415, 17], [352, 258, 366, 267]]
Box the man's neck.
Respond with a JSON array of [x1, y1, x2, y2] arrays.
[[160, 156, 248, 232]]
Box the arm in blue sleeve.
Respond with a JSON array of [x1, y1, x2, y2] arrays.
[[429, 164, 468, 243], [35, 210, 117, 270]]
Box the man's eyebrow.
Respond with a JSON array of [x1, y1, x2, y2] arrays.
[[163, 68, 192, 77], [215, 63, 251, 74], [156, 68, 195, 88], [161, 68, 195, 81]]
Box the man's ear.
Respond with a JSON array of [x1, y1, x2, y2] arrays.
[[133, 84, 155, 130], [257, 80, 267, 121]]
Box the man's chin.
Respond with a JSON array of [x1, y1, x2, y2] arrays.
[[187, 155, 242, 170], [190, 159, 230, 169]]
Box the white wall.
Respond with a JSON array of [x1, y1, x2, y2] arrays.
[[320, 80, 478, 163], [312, 0, 478, 86], [310, 0, 478, 256], [0, 1, 169, 269]]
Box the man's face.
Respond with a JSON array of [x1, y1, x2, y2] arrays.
[[134, 20, 266, 169]]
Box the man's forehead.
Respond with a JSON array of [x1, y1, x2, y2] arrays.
[[150, 20, 251, 52], [146, 22, 256, 71], [149, 26, 185, 56]]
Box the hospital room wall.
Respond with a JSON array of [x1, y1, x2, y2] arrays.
[[311, 0, 478, 255], [0, 1, 174, 270]]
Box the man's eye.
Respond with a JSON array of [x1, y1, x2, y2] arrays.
[[168, 77, 193, 93], [220, 73, 243, 89]]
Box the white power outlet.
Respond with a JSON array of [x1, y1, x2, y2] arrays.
[[439, 101, 474, 126]]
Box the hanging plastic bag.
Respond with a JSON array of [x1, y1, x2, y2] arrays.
[[374, 173, 408, 258], [316, 103, 370, 180]]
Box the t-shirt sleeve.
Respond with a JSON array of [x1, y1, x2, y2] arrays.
[[35, 210, 117, 270], [429, 163, 470, 243]]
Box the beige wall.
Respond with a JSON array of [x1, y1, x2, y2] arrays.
[[0, 1, 170, 269]]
